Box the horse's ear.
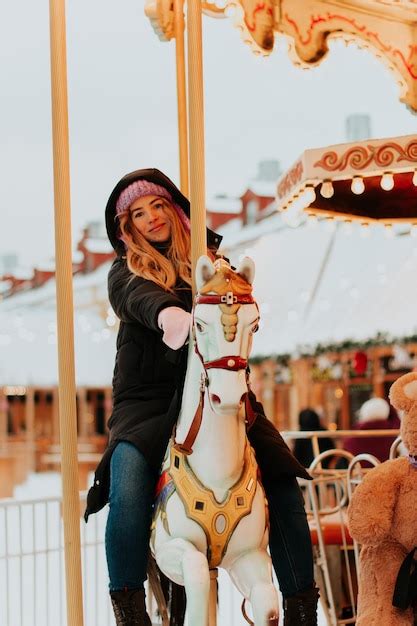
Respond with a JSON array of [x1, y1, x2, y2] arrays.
[[237, 257, 255, 285], [196, 255, 216, 291]]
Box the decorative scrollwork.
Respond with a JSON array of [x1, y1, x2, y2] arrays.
[[314, 140, 417, 172], [144, 0, 175, 41], [277, 161, 304, 198], [202, 1, 228, 17]]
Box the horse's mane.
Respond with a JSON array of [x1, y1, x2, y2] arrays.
[[199, 261, 253, 342]]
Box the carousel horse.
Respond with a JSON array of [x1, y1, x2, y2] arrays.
[[151, 255, 279, 626]]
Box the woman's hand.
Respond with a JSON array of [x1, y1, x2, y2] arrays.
[[158, 307, 192, 350]]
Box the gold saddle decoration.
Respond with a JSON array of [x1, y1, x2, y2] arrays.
[[168, 443, 260, 568]]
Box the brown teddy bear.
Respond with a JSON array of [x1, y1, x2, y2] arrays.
[[347, 372, 417, 625]]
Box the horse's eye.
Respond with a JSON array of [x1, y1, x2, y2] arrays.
[[196, 322, 205, 333]]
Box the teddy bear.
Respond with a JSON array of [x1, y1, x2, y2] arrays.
[[347, 372, 417, 625]]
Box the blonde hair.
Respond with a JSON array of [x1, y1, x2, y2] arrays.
[[118, 200, 192, 291]]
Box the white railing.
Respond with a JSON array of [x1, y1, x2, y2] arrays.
[[0, 493, 112, 626], [0, 490, 253, 626], [1, 430, 401, 626]]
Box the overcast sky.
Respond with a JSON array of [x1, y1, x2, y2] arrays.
[[1, 1, 416, 268]]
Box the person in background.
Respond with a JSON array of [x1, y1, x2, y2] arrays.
[[342, 397, 398, 462], [293, 408, 334, 468]]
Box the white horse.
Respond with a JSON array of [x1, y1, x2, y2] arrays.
[[151, 255, 279, 626]]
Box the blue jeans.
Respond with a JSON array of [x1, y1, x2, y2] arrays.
[[105, 442, 314, 596], [106, 442, 157, 591]]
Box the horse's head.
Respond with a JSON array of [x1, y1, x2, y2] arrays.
[[193, 255, 260, 416]]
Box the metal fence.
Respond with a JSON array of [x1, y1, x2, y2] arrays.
[[0, 491, 253, 626], [0, 431, 401, 626], [0, 493, 112, 626]]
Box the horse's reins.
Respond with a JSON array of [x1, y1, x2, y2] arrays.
[[173, 291, 258, 455]]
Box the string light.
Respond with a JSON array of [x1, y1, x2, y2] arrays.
[[303, 186, 316, 205], [351, 176, 365, 195], [325, 217, 336, 231], [343, 220, 353, 235], [384, 223, 394, 238], [320, 180, 334, 199], [381, 172, 394, 191]]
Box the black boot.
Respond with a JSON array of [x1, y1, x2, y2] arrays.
[[283, 586, 320, 626], [110, 588, 152, 626]]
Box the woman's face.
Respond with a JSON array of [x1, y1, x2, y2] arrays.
[[129, 194, 172, 243]]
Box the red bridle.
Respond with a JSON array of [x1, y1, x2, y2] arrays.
[[193, 292, 257, 373], [174, 290, 258, 455]]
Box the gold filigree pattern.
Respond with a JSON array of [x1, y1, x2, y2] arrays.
[[314, 140, 417, 172], [199, 264, 252, 342]]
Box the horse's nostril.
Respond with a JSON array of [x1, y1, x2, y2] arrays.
[[210, 394, 221, 404]]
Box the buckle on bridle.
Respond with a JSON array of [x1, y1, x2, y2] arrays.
[[221, 291, 236, 305]]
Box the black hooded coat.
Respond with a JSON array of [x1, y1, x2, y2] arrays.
[[85, 168, 309, 522]]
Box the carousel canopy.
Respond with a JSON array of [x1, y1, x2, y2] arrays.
[[146, 0, 417, 112], [275, 134, 417, 226]]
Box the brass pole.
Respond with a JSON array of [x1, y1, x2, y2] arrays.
[[174, 0, 189, 197], [48, 1, 84, 625], [187, 0, 207, 292]]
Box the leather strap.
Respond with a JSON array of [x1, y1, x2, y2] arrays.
[[204, 356, 248, 371], [173, 388, 204, 455], [195, 293, 255, 305]]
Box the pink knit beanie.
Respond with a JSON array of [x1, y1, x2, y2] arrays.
[[116, 179, 190, 232]]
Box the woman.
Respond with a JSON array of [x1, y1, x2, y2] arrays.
[[294, 408, 334, 469], [85, 168, 319, 626]]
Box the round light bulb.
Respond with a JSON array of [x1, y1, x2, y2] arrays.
[[343, 220, 353, 236], [303, 186, 316, 206], [384, 224, 394, 238], [320, 180, 334, 199], [360, 223, 371, 238], [325, 217, 336, 232], [307, 213, 318, 228], [351, 176, 365, 195], [381, 172, 394, 191]]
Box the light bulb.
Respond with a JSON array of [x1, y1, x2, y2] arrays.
[[351, 176, 365, 195], [320, 180, 334, 199], [381, 172, 394, 191], [384, 224, 394, 238], [307, 213, 318, 228], [303, 186, 316, 206], [413, 170, 417, 186], [411, 225, 417, 238], [360, 223, 371, 238], [325, 217, 336, 231], [343, 220, 353, 235]]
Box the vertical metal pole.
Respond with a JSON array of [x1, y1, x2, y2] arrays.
[[187, 0, 207, 293], [48, 1, 84, 625], [174, 0, 189, 197], [25, 386, 36, 471]]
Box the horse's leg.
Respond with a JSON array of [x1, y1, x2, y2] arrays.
[[228, 549, 279, 626], [156, 537, 210, 626]]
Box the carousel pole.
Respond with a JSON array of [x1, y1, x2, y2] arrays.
[[187, 0, 207, 295], [174, 0, 189, 197], [187, 2, 217, 624], [48, 2, 84, 625]]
